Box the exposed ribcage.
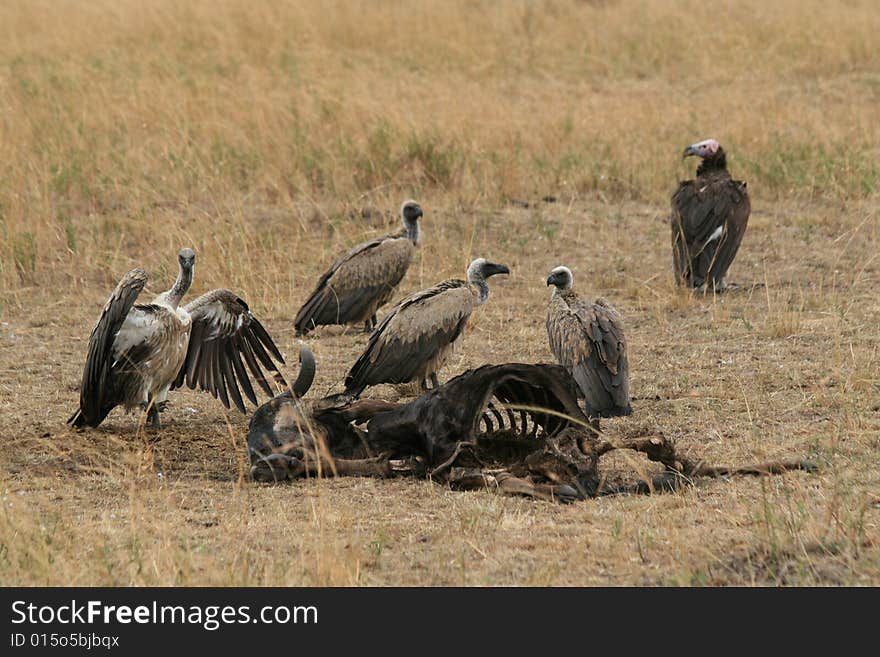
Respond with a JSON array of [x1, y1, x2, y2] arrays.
[[478, 398, 541, 439]]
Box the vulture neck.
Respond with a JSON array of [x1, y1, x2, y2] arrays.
[[696, 149, 728, 177], [163, 266, 193, 310], [469, 276, 491, 305], [404, 220, 421, 246]]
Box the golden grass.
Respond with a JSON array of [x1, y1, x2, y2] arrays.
[[2, 0, 879, 295], [0, 0, 878, 585]]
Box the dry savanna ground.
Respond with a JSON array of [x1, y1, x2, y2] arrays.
[[1, 0, 878, 586]]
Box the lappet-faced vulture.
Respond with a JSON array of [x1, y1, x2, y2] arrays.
[[545, 266, 631, 419], [344, 258, 510, 397], [68, 248, 287, 430], [671, 139, 750, 290], [294, 200, 423, 335]]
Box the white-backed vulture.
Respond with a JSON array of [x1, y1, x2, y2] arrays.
[[344, 258, 510, 397], [68, 248, 287, 430], [545, 266, 631, 419], [294, 200, 423, 335], [671, 139, 750, 290]]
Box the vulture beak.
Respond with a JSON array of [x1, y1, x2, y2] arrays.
[[682, 144, 698, 159], [483, 262, 511, 278], [546, 274, 556, 287]]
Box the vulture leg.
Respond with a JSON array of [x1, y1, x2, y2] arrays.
[[146, 404, 160, 430], [155, 401, 168, 413], [430, 372, 441, 389]]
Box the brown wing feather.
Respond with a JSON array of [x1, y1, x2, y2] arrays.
[[69, 268, 149, 427], [345, 280, 474, 394], [703, 181, 750, 284], [546, 291, 631, 418], [294, 231, 414, 333], [671, 172, 750, 287], [175, 289, 287, 412]]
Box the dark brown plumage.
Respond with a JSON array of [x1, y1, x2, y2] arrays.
[[69, 249, 286, 430], [69, 267, 152, 429], [344, 258, 510, 397], [671, 139, 750, 289], [294, 200, 422, 335], [170, 289, 287, 414], [545, 266, 631, 419]]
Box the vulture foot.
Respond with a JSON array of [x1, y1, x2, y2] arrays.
[[146, 405, 160, 431], [139, 401, 161, 430]]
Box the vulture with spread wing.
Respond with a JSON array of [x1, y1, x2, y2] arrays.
[[294, 200, 423, 335], [546, 266, 631, 419], [68, 248, 287, 429], [671, 139, 750, 289], [344, 258, 510, 397]]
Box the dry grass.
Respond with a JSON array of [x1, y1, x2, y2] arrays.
[[0, 0, 878, 586]]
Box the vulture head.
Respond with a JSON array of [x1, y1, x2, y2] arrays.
[[546, 265, 573, 291], [681, 139, 724, 160], [178, 247, 196, 272], [400, 199, 423, 244], [467, 258, 510, 304], [467, 258, 511, 283], [401, 199, 423, 224], [683, 139, 727, 174], [682, 139, 721, 159]]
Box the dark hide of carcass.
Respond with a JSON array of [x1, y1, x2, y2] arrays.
[[247, 392, 401, 482], [247, 350, 816, 502]]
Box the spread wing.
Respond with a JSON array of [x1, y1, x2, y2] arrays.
[[294, 231, 414, 332], [345, 280, 474, 392], [671, 176, 750, 285], [71, 268, 149, 426], [547, 294, 631, 417], [174, 289, 287, 413]]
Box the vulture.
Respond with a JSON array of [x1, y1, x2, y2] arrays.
[[545, 266, 631, 420], [344, 258, 511, 397], [68, 248, 287, 430], [294, 199, 423, 335], [671, 139, 750, 290]]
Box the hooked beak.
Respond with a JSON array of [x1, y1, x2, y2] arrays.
[[682, 144, 698, 159], [546, 274, 557, 287], [484, 262, 510, 278]]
